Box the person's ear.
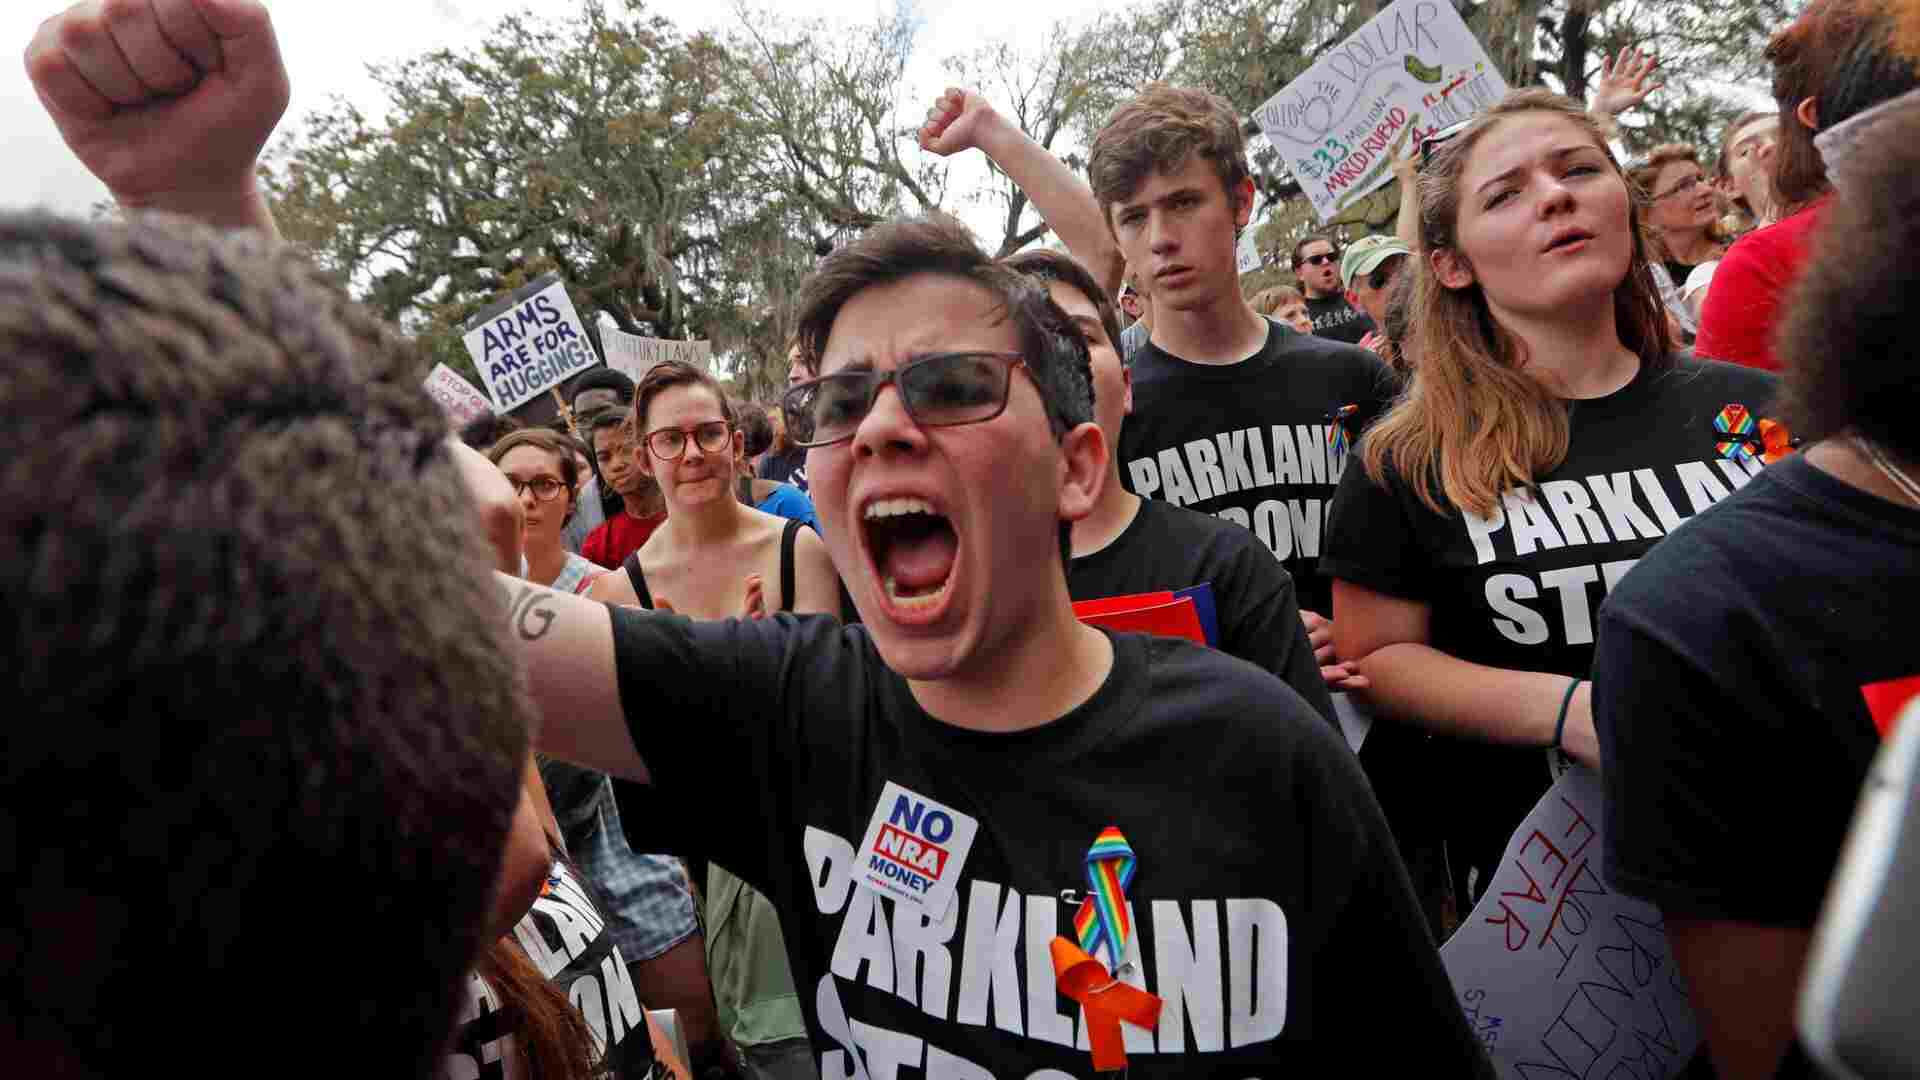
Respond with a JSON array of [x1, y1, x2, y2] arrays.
[[1429, 246, 1475, 290], [1121, 367, 1134, 418], [1058, 420, 1108, 525], [1232, 177, 1257, 229], [634, 440, 656, 478], [1795, 96, 1819, 132], [1346, 288, 1361, 307]]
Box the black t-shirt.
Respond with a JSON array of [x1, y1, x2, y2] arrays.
[[757, 446, 809, 492], [1118, 319, 1398, 616], [446, 860, 659, 1080], [1595, 453, 1918, 926], [1304, 293, 1376, 345], [609, 611, 1492, 1076], [1069, 497, 1335, 725], [1320, 357, 1779, 899]]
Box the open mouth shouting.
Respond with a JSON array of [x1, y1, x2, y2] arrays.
[[862, 495, 958, 623]]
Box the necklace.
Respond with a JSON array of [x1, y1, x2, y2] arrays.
[[1857, 437, 1920, 508]]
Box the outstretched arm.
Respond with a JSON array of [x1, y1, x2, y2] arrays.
[[920, 88, 1125, 296], [26, 0, 289, 237]]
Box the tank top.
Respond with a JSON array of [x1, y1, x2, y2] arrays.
[[620, 518, 805, 615]]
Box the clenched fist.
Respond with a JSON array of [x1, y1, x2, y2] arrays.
[[25, 0, 290, 233]]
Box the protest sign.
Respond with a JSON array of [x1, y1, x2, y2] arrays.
[[1254, 0, 1507, 223], [601, 323, 713, 382], [461, 274, 601, 414], [421, 363, 494, 426], [1441, 767, 1702, 1078]]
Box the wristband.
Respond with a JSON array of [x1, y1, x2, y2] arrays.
[[1554, 677, 1583, 750]]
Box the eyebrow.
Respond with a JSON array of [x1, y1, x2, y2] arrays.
[[1476, 144, 1605, 196], [1113, 185, 1206, 216]]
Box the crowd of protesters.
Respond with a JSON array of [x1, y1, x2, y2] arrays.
[[8, 0, 1919, 1078]]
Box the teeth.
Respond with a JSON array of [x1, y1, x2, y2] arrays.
[[883, 572, 950, 610], [865, 497, 937, 520]]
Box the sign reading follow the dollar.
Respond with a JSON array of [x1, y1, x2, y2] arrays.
[[461, 273, 601, 413], [1254, 0, 1507, 223]]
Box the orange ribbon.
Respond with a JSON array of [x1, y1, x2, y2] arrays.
[[1757, 418, 1795, 463], [1050, 937, 1162, 1072]]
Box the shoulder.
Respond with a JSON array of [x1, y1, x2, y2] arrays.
[[1602, 468, 1796, 645], [1653, 355, 1781, 401], [1132, 633, 1360, 774], [1144, 500, 1286, 580]]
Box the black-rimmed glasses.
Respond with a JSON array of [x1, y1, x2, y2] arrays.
[[505, 476, 569, 502], [781, 351, 1031, 449], [1298, 251, 1340, 267], [645, 420, 732, 460]]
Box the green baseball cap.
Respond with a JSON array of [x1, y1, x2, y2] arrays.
[[1341, 234, 1412, 285]]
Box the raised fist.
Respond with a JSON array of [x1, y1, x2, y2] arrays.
[[25, 0, 289, 225]]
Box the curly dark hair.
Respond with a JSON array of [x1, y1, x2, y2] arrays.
[[0, 211, 528, 1078], [1776, 95, 1920, 461]]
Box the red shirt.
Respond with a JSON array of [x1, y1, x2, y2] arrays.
[[581, 510, 666, 570], [1694, 197, 1831, 371]]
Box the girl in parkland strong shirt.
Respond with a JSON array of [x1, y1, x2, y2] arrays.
[[1321, 89, 1779, 910]]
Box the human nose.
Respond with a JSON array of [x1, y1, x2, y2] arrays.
[[1147, 210, 1176, 254], [850, 378, 928, 460], [1537, 172, 1576, 217]]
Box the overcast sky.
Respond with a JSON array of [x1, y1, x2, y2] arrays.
[[2, 0, 1118, 242]]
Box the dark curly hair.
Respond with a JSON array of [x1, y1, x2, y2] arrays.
[[1776, 94, 1920, 461], [0, 211, 529, 1078]]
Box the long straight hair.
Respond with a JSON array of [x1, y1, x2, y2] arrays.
[[1361, 89, 1674, 517]]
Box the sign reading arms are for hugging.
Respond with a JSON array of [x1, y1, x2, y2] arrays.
[[461, 274, 601, 413]]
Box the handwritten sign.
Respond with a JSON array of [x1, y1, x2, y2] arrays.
[[461, 274, 601, 413], [601, 324, 713, 382], [421, 363, 494, 426], [1441, 767, 1702, 1078], [1254, 0, 1507, 222]]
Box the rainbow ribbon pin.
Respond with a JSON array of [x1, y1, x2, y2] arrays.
[[1053, 827, 1162, 1072], [1073, 827, 1137, 968], [1326, 404, 1359, 458], [1713, 403, 1796, 464]]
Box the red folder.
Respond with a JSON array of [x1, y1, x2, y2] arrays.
[[1073, 592, 1208, 644]]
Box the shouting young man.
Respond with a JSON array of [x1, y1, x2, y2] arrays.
[[525, 215, 1488, 1077], [1088, 85, 1399, 687]]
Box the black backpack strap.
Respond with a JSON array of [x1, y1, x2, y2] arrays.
[[779, 518, 803, 613], [621, 550, 654, 610]]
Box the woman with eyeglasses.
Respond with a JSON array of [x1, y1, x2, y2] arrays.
[[1321, 88, 1780, 915], [1627, 144, 1728, 341], [489, 429, 607, 595], [590, 360, 840, 619]]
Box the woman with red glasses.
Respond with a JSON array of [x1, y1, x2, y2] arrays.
[[590, 360, 840, 619]]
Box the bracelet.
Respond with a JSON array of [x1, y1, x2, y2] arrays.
[[1554, 677, 1584, 750]]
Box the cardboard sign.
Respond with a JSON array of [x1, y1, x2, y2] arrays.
[[854, 781, 981, 920], [421, 362, 494, 426], [461, 274, 601, 413], [602, 323, 713, 382], [1440, 767, 1702, 1077], [1254, 0, 1508, 222]]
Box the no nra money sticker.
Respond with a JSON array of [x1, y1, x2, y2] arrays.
[[854, 781, 980, 920]]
